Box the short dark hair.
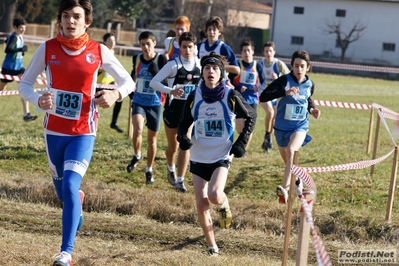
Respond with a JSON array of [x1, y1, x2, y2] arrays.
[[57, 0, 93, 26], [13, 17, 27, 27], [138, 31, 156, 42], [263, 41, 276, 51], [240, 37, 254, 51], [178, 32, 197, 46], [103, 32, 114, 43], [291, 50, 311, 67]]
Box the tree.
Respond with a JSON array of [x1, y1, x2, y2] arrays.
[[321, 19, 367, 61], [110, 0, 144, 29], [16, 0, 43, 22], [0, 0, 18, 34]]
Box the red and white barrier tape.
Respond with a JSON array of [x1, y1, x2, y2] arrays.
[[371, 103, 399, 121], [0, 88, 47, 96], [0, 68, 46, 79], [299, 149, 394, 173], [0, 73, 47, 85], [377, 109, 398, 147], [313, 100, 370, 110]]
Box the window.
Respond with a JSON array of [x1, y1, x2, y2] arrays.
[[336, 9, 346, 17], [294, 7, 304, 14], [291, 36, 304, 45], [383, 43, 395, 52]]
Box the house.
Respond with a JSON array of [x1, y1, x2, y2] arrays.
[[271, 0, 399, 66]]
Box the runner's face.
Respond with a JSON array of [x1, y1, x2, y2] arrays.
[[292, 58, 309, 82], [105, 36, 116, 50], [61, 6, 90, 39], [139, 38, 156, 57], [14, 25, 26, 36], [241, 45, 253, 63], [175, 24, 188, 41], [207, 26, 221, 44], [180, 41, 195, 60], [202, 64, 221, 88], [263, 46, 276, 63]]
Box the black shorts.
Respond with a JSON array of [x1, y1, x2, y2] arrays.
[[190, 160, 231, 181], [0, 68, 25, 83], [163, 107, 182, 128], [132, 103, 162, 132]]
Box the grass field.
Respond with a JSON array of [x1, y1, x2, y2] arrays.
[[0, 48, 398, 265]]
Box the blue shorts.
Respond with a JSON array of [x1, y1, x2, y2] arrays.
[[271, 99, 277, 106], [274, 128, 312, 148], [132, 103, 162, 132]]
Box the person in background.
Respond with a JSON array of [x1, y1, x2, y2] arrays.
[[177, 52, 256, 256], [197, 16, 240, 76], [150, 31, 201, 192], [18, 0, 135, 265], [199, 29, 207, 42], [126, 31, 168, 185], [259, 50, 321, 204], [97, 32, 124, 133], [259, 41, 290, 152], [163, 16, 191, 61], [229, 37, 265, 149], [0, 17, 37, 122]]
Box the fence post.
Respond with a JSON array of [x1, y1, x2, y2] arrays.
[[296, 190, 315, 266], [370, 111, 381, 177], [128, 100, 133, 140], [282, 151, 299, 266], [366, 107, 374, 154], [385, 146, 398, 223]]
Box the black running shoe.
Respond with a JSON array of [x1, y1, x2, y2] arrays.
[[127, 156, 139, 173], [146, 171, 154, 185]]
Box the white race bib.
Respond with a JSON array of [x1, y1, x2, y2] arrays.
[[47, 88, 83, 120], [137, 78, 156, 95], [239, 71, 256, 85], [194, 118, 225, 139], [173, 84, 195, 100], [284, 104, 306, 121]]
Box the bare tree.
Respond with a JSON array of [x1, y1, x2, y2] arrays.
[[0, 0, 17, 36], [321, 19, 367, 61]]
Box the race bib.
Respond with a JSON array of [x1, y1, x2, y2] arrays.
[[239, 71, 256, 85], [194, 118, 225, 139], [284, 104, 306, 121], [47, 88, 82, 120], [173, 84, 195, 100], [137, 78, 155, 95]]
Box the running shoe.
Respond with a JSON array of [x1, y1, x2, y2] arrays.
[[167, 167, 176, 186], [207, 247, 219, 257], [110, 123, 123, 133], [23, 113, 38, 122], [145, 171, 154, 185], [175, 181, 187, 192], [219, 204, 232, 229], [261, 133, 272, 152], [126, 155, 139, 173], [276, 185, 288, 204], [53, 251, 72, 266], [77, 190, 84, 231]]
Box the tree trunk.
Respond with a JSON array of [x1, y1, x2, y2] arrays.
[[0, 0, 17, 38], [340, 48, 347, 61]]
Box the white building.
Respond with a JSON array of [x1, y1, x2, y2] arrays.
[[271, 0, 399, 66]]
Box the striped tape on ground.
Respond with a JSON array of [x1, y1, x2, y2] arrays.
[[313, 100, 370, 110]]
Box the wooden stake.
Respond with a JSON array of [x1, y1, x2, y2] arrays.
[[366, 107, 374, 154], [385, 146, 398, 223], [370, 112, 381, 177], [128, 100, 133, 140], [296, 191, 315, 266], [282, 151, 299, 266]]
